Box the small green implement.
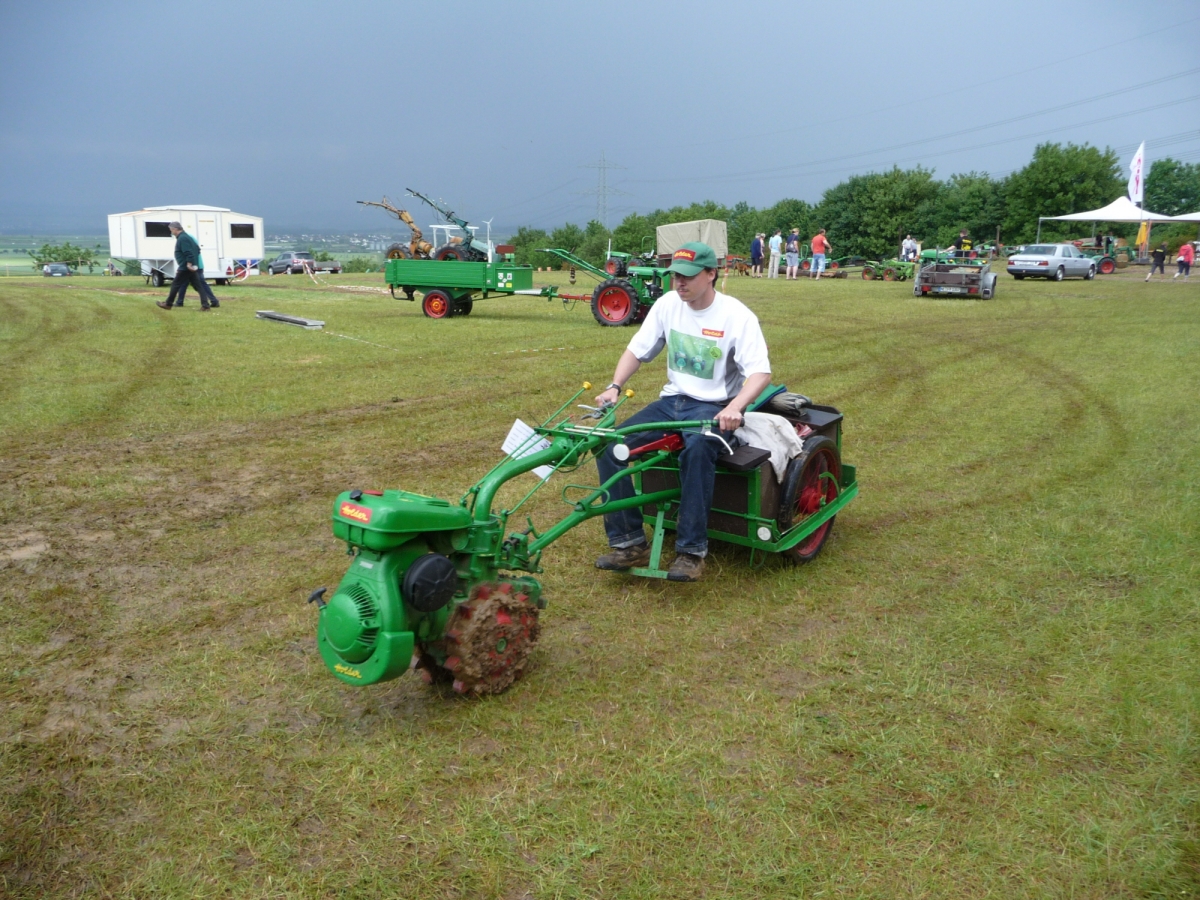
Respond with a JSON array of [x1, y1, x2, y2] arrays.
[[861, 259, 915, 281], [312, 383, 858, 695], [540, 248, 670, 327]]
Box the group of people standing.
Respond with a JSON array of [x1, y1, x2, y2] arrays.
[[748, 228, 832, 280]]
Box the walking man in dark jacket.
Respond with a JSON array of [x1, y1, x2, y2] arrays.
[[156, 222, 219, 310]]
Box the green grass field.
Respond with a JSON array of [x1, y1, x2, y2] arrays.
[[1, 268, 1197, 898]]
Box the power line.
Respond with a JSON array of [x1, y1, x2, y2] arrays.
[[629, 69, 1200, 187], [579, 152, 627, 228]]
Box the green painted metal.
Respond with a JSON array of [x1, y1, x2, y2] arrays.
[[315, 384, 858, 687], [384, 258, 534, 294]]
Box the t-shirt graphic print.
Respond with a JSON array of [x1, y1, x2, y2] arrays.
[[668, 329, 723, 380]]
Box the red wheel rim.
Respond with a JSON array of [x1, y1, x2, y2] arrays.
[[424, 293, 450, 318], [794, 449, 839, 556], [802, 260, 811, 270], [1100, 259, 1115, 274], [829, 261, 839, 270], [596, 287, 630, 322], [605, 259, 618, 275]]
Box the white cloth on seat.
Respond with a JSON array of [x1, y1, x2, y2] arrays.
[[734, 412, 805, 481]]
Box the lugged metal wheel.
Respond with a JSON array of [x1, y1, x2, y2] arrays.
[[414, 581, 541, 695]]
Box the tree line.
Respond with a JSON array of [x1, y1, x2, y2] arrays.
[[509, 143, 1200, 267]]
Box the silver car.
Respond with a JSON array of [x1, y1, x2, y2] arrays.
[[1007, 243, 1096, 281]]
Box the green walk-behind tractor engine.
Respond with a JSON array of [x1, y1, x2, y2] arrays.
[[312, 382, 858, 696]]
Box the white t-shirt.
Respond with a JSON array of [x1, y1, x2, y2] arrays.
[[768, 235, 783, 254], [626, 290, 771, 404]]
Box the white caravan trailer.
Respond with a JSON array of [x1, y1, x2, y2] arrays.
[[107, 205, 264, 285]]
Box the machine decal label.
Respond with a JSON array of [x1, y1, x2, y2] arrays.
[[334, 664, 363, 679], [701, 328, 724, 338], [667, 329, 720, 380], [340, 502, 372, 523], [673, 248, 696, 262]]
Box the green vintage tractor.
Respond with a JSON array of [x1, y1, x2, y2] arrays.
[[312, 383, 858, 695]]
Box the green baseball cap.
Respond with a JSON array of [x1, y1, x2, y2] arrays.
[[666, 241, 718, 276]]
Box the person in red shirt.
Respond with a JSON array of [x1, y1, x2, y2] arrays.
[[809, 229, 831, 279], [1174, 241, 1194, 281]]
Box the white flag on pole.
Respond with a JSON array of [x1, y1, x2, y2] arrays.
[[1127, 141, 1145, 204]]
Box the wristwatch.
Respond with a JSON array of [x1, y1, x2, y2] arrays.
[[605, 382, 622, 392]]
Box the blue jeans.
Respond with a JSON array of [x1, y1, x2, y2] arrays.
[[596, 395, 740, 558]]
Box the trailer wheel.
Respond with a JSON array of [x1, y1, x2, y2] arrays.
[[386, 243, 412, 260], [151, 269, 165, 287], [1099, 257, 1116, 275], [453, 299, 473, 316], [433, 243, 471, 262], [777, 436, 841, 563], [861, 266, 876, 280], [882, 266, 898, 281], [422, 289, 454, 319], [591, 279, 639, 326]]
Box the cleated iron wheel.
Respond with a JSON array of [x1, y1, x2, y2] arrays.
[[861, 266, 876, 280], [777, 435, 841, 564], [591, 278, 640, 326], [414, 581, 541, 695], [422, 288, 454, 318], [882, 266, 898, 281], [433, 243, 472, 261]]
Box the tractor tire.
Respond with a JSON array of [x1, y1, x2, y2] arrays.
[[413, 581, 541, 695], [605, 257, 628, 277], [861, 266, 876, 280], [882, 266, 898, 281], [829, 261, 839, 271], [801, 260, 812, 271], [433, 243, 472, 262], [1099, 257, 1116, 275], [777, 435, 841, 563], [453, 298, 473, 316], [386, 243, 412, 260], [591, 279, 640, 327], [1053, 266, 1065, 282], [422, 289, 454, 319]]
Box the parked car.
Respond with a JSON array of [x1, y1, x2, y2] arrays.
[[43, 262, 72, 277], [268, 251, 316, 275], [1007, 244, 1096, 281]]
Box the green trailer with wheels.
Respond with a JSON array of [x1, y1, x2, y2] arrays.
[[384, 255, 539, 318]]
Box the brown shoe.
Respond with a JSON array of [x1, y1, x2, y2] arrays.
[[667, 553, 705, 582], [595, 543, 651, 571], [155, 301, 171, 310]]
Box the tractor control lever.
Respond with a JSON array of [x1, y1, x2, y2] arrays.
[[308, 587, 328, 609], [577, 401, 615, 420]]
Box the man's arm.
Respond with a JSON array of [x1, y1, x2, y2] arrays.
[[596, 349, 642, 405], [717, 372, 771, 433]]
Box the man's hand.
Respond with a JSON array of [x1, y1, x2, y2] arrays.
[[187, 263, 197, 271], [595, 387, 620, 406], [716, 404, 745, 433]]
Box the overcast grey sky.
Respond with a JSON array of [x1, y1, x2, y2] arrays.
[[2, 0, 1197, 235]]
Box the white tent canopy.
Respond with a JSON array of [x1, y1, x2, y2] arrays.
[[1169, 210, 1200, 222], [1041, 195, 1174, 223]]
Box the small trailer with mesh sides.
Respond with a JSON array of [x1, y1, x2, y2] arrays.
[[912, 257, 997, 299]]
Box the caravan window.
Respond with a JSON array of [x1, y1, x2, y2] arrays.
[[230, 223, 255, 239], [145, 222, 172, 238]]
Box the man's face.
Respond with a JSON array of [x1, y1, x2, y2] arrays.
[[169, 227, 181, 236], [672, 270, 713, 305]]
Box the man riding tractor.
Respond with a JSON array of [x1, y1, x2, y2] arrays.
[[592, 241, 772, 582]]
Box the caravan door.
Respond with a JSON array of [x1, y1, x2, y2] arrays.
[[197, 217, 218, 274]]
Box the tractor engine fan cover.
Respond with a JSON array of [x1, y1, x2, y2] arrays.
[[322, 583, 381, 664], [402, 553, 459, 612]]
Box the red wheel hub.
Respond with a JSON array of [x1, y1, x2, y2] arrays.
[[596, 287, 630, 322]]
